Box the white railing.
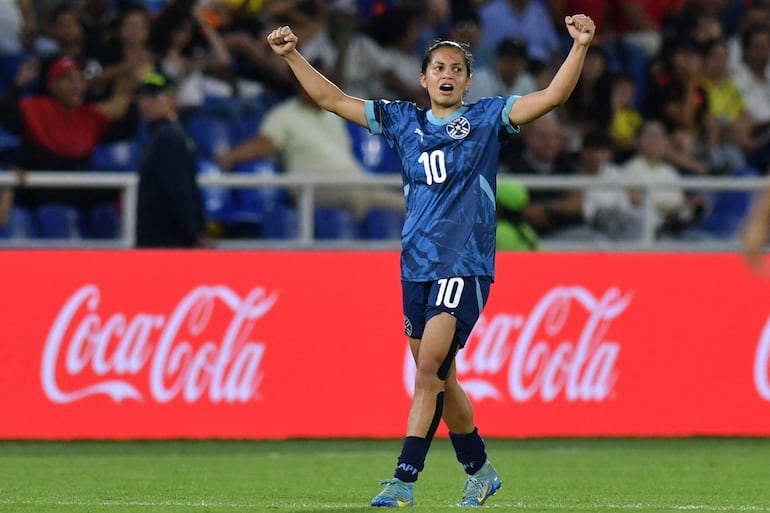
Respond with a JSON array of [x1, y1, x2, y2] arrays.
[[0, 171, 767, 250]]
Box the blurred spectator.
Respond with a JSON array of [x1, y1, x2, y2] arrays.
[[579, 129, 641, 241], [727, 2, 770, 76], [663, 0, 726, 50], [0, 0, 39, 54], [135, 71, 207, 248], [562, 44, 613, 145], [38, 3, 103, 96], [0, 55, 137, 210], [642, 37, 708, 134], [465, 32, 538, 101], [215, 66, 405, 222], [479, 0, 561, 70], [150, 0, 231, 111], [213, 0, 294, 93], [614, 0, 686, 58], [445, 3, 499, 102], [366, 6, 427, 104], [609, 71, 644, 163], [495, 180, 539, 250], [700, 37, 752, 174], [499, 116, 583, 237], [79, 0, 117, 64], [731, 25, 770, 172], [89, 4, 155, 99], [326, 0, 408, 102], [621, 119, 706, 237]]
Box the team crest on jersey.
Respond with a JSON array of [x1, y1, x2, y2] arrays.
[[446, 116, 471, 139]]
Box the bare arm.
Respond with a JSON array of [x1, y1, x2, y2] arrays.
[[742, 184, 770, 269], [216, 134, 277, 171], [509, 15, 595, 125], [267, 26, 367, 127]]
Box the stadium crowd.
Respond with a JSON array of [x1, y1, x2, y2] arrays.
[[0, 0, 767, 246]]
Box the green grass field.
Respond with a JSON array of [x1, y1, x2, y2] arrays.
[[0, 438, 768, 512]]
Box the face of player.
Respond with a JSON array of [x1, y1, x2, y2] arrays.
[[419, 46, 472, 115]]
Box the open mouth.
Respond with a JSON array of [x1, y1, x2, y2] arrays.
[[439, 83, 454, 92]]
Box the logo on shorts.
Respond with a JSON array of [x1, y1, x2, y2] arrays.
[[404, 315, 413, 337], [446, 117, 471, 139]]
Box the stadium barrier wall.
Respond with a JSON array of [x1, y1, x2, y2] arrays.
[[2, 250, 770, 439]]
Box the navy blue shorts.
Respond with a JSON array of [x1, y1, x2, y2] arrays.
[[402, 276, 491, 348]]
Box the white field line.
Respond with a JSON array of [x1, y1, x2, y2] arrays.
[[0, 498, 769, 511]]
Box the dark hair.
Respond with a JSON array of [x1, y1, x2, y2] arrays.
[[47, 2, 77, 24], [421, 39, 474, 77]]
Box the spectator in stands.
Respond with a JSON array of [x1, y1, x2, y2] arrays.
[[562, 44, 613, 145], [0, 167, 24, 228], [479, 0, 561, 71], [79, 0, 117, 65], [38, 3, 103, 96], [700, 37, 752, 174], [0, 55, 137, 210], [134, 71, 207, 248], [0, 0, 39, 54], [609, 71, 644, 163], [149, 0, 231, 112], [642, 37, 714, 175], [464, 33, 538, 101], [579, 129, 641, 241], [89, 4, 155, 99], [215, 62, 405, 223], [366, 6, 429, 105], [621, 119, 706, 237], [443, 4, 499, 102], [613, 0, 685, 58], [326, 0, 413, 103], [499, 116, 584, 237]]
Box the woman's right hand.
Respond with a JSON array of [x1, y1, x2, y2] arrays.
[[267, 26, 299, 57]]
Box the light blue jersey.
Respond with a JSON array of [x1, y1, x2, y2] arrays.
[[365, 96, 519, 281]]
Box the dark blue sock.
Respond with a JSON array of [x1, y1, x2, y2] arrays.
[[394, 436, 430, 483], [449, 427, 487, 475]]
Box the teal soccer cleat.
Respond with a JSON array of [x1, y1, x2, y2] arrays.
[[457, 460, 502, 507], [370, 478, 415, 507]]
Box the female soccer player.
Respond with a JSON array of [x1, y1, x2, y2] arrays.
[[266, 14, 595, 507]]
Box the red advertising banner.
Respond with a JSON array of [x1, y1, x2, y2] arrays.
[[1, 251, 769, 439]]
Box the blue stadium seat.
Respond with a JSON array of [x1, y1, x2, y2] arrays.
[[696, 167, 758, 238], [36, 203, 81, 239], [261, 204, 298, 239], [364, 208, 404, 239], [314, 206, 359, 239], [0, 206, 38, 238], [91, 139, 140, 171], [87, 203, 121, 239], [230, 159, 285, 224], [185, 116, 234, 159]]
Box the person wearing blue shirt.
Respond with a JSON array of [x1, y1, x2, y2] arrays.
[[266, 14, 595, 507]]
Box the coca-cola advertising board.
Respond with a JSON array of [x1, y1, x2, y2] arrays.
[[1, 250, 769, 439]]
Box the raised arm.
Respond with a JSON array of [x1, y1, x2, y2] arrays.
[[267, 26, 367, 127], [508, 14, 595, 125]]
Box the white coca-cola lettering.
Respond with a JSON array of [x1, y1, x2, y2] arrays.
[[754, 315, 770, 400], [41, 284, 276, 404], [403, 286, 630, 403]]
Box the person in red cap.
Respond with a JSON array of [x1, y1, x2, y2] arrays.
[[0, 54, 138, 210]]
